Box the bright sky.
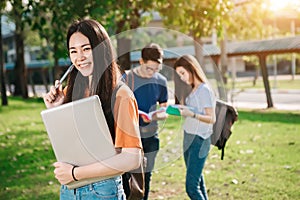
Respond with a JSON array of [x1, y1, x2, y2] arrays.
[[267, 0, 300, 11]]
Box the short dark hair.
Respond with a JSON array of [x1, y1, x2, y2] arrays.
[[141, 43, 163, 64]]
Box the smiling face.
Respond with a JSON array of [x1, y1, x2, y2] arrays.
[[140, 59, 162, 78], [69, 32, 94, 77], [175, 66, 192, 85]]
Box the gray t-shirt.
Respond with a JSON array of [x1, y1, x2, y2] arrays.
[[183, 83, 216, 139]]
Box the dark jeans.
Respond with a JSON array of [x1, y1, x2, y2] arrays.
[[142, 135, 159, 200], [122, 135, 159, 200], [183, 132, 211, 200]]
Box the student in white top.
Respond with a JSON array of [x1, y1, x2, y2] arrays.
[[173, 55, 216, 200]]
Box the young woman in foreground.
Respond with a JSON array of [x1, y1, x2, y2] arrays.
[[43, 19, 142, 199]]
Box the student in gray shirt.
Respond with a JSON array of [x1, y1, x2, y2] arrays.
[[173, 55, 216, 200]]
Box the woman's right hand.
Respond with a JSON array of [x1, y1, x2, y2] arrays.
[[179, 106, 194, 118], [43, 80, 65, 108]]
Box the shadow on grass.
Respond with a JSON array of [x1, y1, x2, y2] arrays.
[[0, 97, 45, 113], [237, 110, 300, 124], [4, 96, 44, 104]]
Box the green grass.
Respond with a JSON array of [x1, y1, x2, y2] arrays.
[[1, 97, 300, 199], [151, 110, 300, 200], [0, 97, 60, 200]]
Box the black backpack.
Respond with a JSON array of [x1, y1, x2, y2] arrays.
[[211, 99, 238, 160]]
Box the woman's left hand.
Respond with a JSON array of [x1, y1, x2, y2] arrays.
[[53, 162, 74, 185], [152, 110, 168, 121]]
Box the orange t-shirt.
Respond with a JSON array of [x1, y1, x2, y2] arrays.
[[113, 85, 142, 149]]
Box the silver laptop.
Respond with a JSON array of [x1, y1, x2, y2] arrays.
[[41, 95, 119, 189]]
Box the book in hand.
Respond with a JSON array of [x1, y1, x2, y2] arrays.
[[138, 107, 167, 121], [166, 104, 196, 116], [138, 105, 196, 121]]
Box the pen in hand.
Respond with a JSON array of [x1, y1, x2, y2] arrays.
[[55, 64, 74, 89]]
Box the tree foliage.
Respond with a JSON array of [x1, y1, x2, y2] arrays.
[[157, 0, 233, 39], [31, 1, 88, 64], [90, 0, 156, 70], [226, 0, 273, 41], [157, 0, 233, 68], [2, 0, 288, 98]]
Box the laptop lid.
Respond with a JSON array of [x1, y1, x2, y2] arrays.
[[41, 95, 116, 166]]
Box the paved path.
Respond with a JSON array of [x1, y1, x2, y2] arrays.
[[229, 89, 300, 111], [9, 75, 300, 111], [228, 75, 300, 111]]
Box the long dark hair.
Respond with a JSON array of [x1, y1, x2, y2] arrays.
[[64, 19, 120, 137], [173, 55, 208, 104]]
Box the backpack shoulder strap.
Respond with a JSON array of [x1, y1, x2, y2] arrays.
[[125, 69, 134, 91]]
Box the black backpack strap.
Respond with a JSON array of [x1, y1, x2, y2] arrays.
[[221, 138, 228, 160], [221, 147, 225, 160]]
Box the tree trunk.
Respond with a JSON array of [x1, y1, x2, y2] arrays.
[[212, 57, 228, 101], [117, 37, 131, 72], [0, 14, 8, 105], [13, 30, 28, 98], [193, 36, 204, 67], [194, 37, 227, 101], [220, 38, 228, 84], [258, 54, 273, 108], [115, 9, 142, 72], [253, 66, 259, 86], [53, 43, 59, 81], [11, 0, 28, 98]]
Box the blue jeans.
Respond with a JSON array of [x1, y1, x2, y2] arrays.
[[183, 132, 211, 200], [60, 176, 125, 200]]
